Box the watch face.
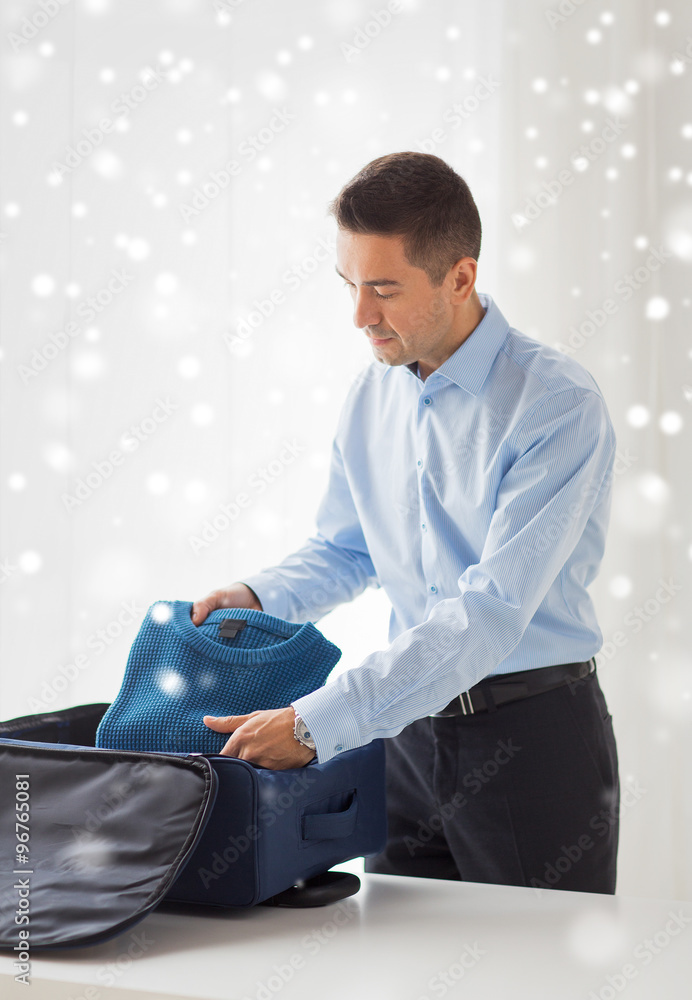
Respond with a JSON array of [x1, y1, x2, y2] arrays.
[[295, 717, 316, 748]]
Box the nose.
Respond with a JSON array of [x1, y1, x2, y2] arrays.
[[352, 288, 383, 330]]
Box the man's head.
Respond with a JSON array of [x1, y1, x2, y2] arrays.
[[329, 152, 485, 379]]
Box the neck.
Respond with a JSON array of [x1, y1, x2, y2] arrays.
[[416, 290, 487, 381]]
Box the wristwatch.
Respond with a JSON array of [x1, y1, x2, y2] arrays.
[[292, 711, 316, 751]]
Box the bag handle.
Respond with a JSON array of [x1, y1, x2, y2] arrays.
[[301, 791, 357, 841]]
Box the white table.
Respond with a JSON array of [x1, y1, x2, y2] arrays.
[[1, 871, 691, 1000]]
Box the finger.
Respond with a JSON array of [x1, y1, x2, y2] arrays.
[[191, 599, 215, 625], [203, 714, 242, 731]]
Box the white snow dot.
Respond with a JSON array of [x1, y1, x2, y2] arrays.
[[158, 50, 174, 66], [620, 143, 636, 158], [71, 351, 105, 380], [91, 149, 122, 179], [176, 128, 192, 144], [32, 274, 55, 297], [626, 404, 650, 428], [532, 78, 547, 93], [155, 273, 178, 295], [4, 202, 20, 218], [8, 473, 26, 491], [634, 234, 648, 249], [65, 282, 81, 298], [276, 49, 292, 66], [184, 480, 208, 503], [659, 411, 683, 434], [99, 67, 115, 83], [44, 443, 74, 471], [624, 79, 640, 94], [584, 89, 600, 104], [256, 71, 286, 101], [38, 41, 54, 57], [178, 356, 200, 378], [645, 296, 669, 320], [146, 473, 169, 495], [600, 11, 615, 25], [586, 29, 602, 44], [655, 10, 671, 26], [435, 66, 451, 82], [18, 551, 42, 574], [12, 110, 28, 126], [681, 124, 692, 140], [609, 575, 632, 599], [297, 35, 313, 50], [127, 237, 150, 261], [446, 26, 460, 41], [151, 602, 172, 623], [605, 167, 619, 180], [314, 91, 330, 106], [525, 126, 538, 139], [190, 403, 213, 426], [226, 87, 241, 103], [72, 202, 87, 217], [158, 670, 185, 695]]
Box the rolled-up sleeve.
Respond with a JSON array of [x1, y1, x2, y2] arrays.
[[292, 388, 617, 764]]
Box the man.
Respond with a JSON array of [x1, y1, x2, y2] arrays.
[[195, 151, 620, 894]]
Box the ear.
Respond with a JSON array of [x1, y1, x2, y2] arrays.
[[448, 256, 477, 303]]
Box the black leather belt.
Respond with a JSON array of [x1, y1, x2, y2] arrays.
[[430, 657, 596, 717]]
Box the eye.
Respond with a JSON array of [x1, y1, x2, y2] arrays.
[[373, 290, 395, 300]]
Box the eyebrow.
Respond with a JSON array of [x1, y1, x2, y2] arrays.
[[335, 266, 402, 287]]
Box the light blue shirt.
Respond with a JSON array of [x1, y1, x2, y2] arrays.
[[241, 292, 617, 765]]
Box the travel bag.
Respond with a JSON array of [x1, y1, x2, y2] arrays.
[[0, 604, 388, 951]]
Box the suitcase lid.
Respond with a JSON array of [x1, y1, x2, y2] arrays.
[[0, 735, 219, 951]]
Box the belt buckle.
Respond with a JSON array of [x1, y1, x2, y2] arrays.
[[458, 690, 475, 715]]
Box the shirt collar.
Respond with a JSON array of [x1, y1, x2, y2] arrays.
[[379, 292, 509, 398]]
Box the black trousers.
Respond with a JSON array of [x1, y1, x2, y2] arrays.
[[364, 668, 619, 894]]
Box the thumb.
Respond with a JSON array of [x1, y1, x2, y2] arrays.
[[203, 714, 246, 731]]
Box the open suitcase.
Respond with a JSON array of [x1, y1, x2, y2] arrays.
[[0, 701, 387, 951]]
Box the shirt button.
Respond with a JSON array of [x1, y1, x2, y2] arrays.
[[429, 584, 437, 594], [423, 397, 432, 405], [417, 459, 423, 468], [335, 745, 344, 752]]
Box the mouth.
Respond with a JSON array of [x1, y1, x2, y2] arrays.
[[368, 335, 393, 345]]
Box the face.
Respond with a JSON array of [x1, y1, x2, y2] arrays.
[[335, 229, 466, 374]]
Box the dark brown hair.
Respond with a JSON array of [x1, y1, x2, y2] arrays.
[[328, 151, 482, 287]]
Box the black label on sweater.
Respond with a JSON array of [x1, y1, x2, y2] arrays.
[[218, 618, 248, 639]]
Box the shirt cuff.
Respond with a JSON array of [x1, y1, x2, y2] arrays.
[[238, 573, 291, 621], [291, 685, 363, 765]]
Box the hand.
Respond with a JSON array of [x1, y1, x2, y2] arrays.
[[203, 706, 316, 769], [192, 583, 263, 626]]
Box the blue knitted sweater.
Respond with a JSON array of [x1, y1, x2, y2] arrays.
[[94, 601, 342, 754]]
